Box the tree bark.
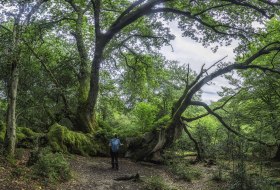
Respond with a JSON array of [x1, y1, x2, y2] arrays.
[[4, 7, 22, 157], [73, 11, 92, 133], [125, 119, 183, 162], [4, 63, 19, 157]]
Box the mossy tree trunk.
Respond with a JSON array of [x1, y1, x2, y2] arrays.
[[4, 8, 22, 157], [66, 2, 93, 133], [5, 63, 19, 157]]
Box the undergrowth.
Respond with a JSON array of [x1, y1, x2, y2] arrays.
[[32, 148, 71, 184], [143, 175, 176, 190], [165, 154, 202, 182]]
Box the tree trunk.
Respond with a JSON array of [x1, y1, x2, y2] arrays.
[[4, 11, 21, 157], [73, 12, 93, 133], [4, 63, 19, 157]]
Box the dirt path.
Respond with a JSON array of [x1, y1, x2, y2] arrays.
[[57, 156, 167, 190], [57, 156, 222, 190]]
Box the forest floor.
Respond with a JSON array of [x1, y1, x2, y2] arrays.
[[1, 150, 280, 190], [57, 156, 224, 190]]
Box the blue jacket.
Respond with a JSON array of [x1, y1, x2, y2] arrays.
[[110, 138, 121, 152]]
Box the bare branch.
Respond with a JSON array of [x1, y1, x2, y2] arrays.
[[205, 56, 228, 72], [190, 101, 275, 147], [188, 64, 205, 89], [182, 90, 239, 122]]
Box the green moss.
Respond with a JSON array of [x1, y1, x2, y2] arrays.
[[17, 127, 40, 142], [47, 123, 98, 156]]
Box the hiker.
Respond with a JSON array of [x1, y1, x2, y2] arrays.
[[109, 134, 121, 170]]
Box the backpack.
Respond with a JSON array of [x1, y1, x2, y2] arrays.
[[111, 138, 120, 152]]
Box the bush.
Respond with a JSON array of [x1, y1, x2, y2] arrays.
[[144, 175, 176, 190], [32, 148, 71, 183], [47, 123, 99, 155]]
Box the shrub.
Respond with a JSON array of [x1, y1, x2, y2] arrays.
[[47, 123, 99, 155], [144, 175, 175, 190], [32, 148, 71, 183]]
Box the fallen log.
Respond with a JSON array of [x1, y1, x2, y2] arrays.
[[114, 173, 140, 182]]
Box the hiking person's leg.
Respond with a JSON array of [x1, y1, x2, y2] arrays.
[[110, 150, 114, 169], [115, 151, 119, 170]]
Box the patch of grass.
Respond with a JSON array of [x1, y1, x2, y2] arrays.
[[211, 168, 224, 182], [166, 160, 201, 182], [143, 175, 176, 190]]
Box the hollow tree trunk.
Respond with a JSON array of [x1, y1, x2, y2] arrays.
[[125, 119, 183, 163]]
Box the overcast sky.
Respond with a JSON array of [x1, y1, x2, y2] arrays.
[[160, 21, 238, 104]]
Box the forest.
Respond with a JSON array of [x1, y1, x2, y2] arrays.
[[0, 0, 280, 189]]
